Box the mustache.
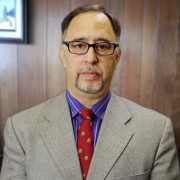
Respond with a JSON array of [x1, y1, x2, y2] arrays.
[[77, 66, 102, 75]]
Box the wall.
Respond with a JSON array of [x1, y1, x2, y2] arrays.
[[0, 0, 180, 160]]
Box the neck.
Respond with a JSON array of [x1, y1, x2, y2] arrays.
[[68, 89, 110, 109]]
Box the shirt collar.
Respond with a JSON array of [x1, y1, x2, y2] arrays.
[[91, 92, 111, 119], [66, 90, 83, 118], [66, 90, 111, 119]]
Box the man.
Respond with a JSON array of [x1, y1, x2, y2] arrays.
[[0, 4, 179, 180]]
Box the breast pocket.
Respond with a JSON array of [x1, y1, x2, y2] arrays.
[[115, 170, 150, 180]]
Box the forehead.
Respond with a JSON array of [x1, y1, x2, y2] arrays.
[[65, 12, 116, 42]]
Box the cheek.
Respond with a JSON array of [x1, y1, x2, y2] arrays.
[[66, 62, 81, 83], [66, 64, 77, 77], [101, 60, 117, 77], [63, 54, 77, 74]]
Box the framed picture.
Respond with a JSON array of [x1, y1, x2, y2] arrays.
[[0, 0, 27, 43]]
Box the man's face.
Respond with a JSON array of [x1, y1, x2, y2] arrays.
[[60, 12, 120, 98]]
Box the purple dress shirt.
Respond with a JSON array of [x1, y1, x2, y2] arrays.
[[66, 90, 111, 148]]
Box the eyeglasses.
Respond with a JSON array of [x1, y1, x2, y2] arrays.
[[63, 41, 119, 56]]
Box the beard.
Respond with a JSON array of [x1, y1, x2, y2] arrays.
[[76, 79, 104, 94], [75, 65, 104, 94]]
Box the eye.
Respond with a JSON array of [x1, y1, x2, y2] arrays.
[[70, 42, 87, 49], [96, 43, 111, 51]]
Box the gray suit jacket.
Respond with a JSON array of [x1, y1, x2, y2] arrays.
[[0, 92, 180, 180]]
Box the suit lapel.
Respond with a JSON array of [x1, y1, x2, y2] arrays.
[[39, 92, 133, 180], [87, 93, 134, 180], [40, 92, 83, 180]]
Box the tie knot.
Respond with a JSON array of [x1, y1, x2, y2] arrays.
[[79, 109, 93, 120]]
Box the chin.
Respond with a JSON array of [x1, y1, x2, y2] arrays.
[[76, 82, 104, 94]]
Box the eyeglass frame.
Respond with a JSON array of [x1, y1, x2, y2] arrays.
[[62, 41, 119, 56]]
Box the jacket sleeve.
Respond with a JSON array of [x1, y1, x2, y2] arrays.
[[0, 118, 26, 180], [150, 117, 180, 179]]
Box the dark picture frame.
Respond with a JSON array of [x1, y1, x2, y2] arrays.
[[0, 0, 27, 43]]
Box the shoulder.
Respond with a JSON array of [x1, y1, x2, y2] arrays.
[[112, 93, 168, 119], [110, 93, 171, 130], [3, 92, 67, 148], [109, 93, 175, 152], [6, 92, 67, 130]]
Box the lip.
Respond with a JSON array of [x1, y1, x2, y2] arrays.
[[80, 71, 99, 80]]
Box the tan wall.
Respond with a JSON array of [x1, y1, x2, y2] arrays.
[[0, 0, 180, 159]]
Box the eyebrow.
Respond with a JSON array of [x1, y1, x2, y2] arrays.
[[95, 38, 111, 43], [72, 37, 88, 41], [71, 37, 111, 43]]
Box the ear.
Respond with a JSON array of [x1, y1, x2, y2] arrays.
[[115, 48, 121, 64], [60, 46, 66, 68]]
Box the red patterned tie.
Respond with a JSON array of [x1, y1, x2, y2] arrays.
[[78, 109, 94, 180]]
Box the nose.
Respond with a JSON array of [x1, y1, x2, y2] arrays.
[[83, 47, 98, 64]]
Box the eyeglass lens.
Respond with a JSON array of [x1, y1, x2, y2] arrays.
[[68, 41, 115, 55]]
